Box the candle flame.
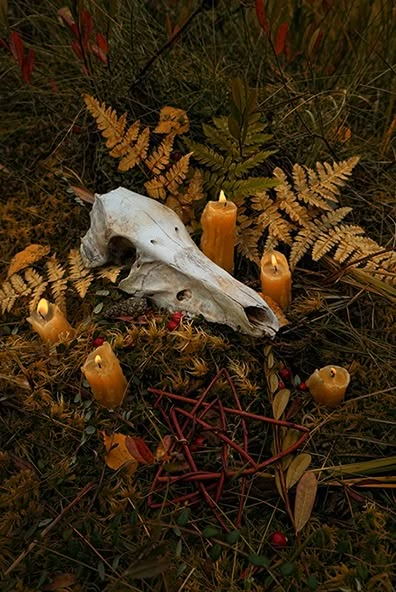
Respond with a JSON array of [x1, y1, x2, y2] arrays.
[[271, 254, 278, 271], [37, 298, 49, 317], [218, 189, 227, 203], [330, 367, 336, 377], [95, 355, 102, 367]]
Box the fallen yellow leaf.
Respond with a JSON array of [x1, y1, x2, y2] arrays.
[[101, 432, 139, 475], [8, 244, 50, 277]]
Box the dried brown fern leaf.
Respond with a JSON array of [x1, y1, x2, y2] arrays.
[[180, 169, 204, 204], [273, 167, 311, 227], [25, 269, 48, 313], [118, 127, 150, 172], [46, 256, 67, 311], [7, 244, 50, 277], [145, 134, 175, 175], [83, 94, 127, 149], [96, 267, 122, 283], [235, 222, 261, 264], [144, 153, 192, 199], [154, 106, 189, 135], [109, 120, 141, 158], [68, 249, 94, 298]]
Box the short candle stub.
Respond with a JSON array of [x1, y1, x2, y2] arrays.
[[37, 298, 49, 318]]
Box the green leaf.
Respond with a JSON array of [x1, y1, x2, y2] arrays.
[[279, 562, 295, 577], [247, 553, 270, 568], [272, 389, 291, 420], [177, 507, 190, 526], [307, 574, 319, 590], [209, 543, 222, 561], [294, 471, 318, 533], [286, 453, 312, 489], [202, 526, 220, 538], [225, 530, 240, 545]]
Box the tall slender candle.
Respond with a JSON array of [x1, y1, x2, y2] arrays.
[[306, 365, 350, 407], [200, 190, 237, 274], [27, 298, 75, 345], [260, 250, 292, 310], [81, 341, 127, 408]]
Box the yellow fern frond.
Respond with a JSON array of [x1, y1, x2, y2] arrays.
[[236, 226, 260, 264], [144, 177, 167, 200], [145, 134, 175, 175], [46, 256, 67, 310], [96, 267, 122, 283], [25, 269, 48, 312], [289, 226, 316, 270], [118, 127, 150, 172], [0, 279, 17, 314], [109, 120, 141, 158], [332, 226, 365, 263], [10, 274, 31, 297], [83, 94, 127, 149], [154, 106, 189, 135], [181, 169, 204, 204], [165, 153, 192, 194], [273, 167, 311, 226], [68, 249, 94, 298]]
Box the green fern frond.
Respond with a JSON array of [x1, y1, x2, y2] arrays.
[[185, 139, 228, 171]]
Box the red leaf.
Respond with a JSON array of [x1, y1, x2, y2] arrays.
[[275, 22, 288, 56], [70, 39, 83, 61], [9, 31, 24, 68], [126, 437, 154, 464], [96, 32, 109, 53], [91, 44, 108, 65], [255, 0, 270, 36], [79, 9, 93, 50], [21, 48, 35, 84]]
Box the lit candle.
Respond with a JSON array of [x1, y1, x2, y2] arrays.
[[260, 250, 292, 310], [81, 341, 127, 408], [306, 365, 350, 407], [200, 189, 237, 274], [27, 298, 75, 345]]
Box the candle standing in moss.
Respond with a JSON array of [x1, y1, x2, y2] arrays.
[[306, 365, 350, 407], [27, 298, 75, 345], [200, 190, 237, 274], [81, 341, 128, 408], [260, 250, 292, 310]]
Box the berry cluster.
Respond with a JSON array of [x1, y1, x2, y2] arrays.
[[167, 311, 183, 331], [279, 365, 307, 392]]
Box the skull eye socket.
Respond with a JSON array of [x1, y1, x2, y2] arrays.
[[107, 236, 136, 266], [177, 289, 192, 301]]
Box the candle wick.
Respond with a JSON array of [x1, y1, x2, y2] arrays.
[[330, 368, 336, 377]]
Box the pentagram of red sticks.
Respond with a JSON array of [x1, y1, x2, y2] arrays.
[[147, 368, 309, 530]]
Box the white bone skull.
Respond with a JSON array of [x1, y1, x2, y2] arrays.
[[80, 187, 280, 337]]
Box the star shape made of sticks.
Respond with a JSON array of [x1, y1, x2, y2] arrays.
[[147, 368, 309, 530]]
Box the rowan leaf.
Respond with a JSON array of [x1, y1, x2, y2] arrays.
[[285, 453, 312, 489], [272, 389, 290, 419], [126, 436, 155, 464], [101, 432, 139, 475], [294, 471, 318, 533]]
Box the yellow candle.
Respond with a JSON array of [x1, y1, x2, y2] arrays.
[[27, 298, 75, 345], [81, 341, 127, 408], [200, 190, 237, 274], [306, 365, 350, 407], [260, 250, 291, 310]]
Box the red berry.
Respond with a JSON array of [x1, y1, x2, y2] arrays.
[[280, 368, 292, 380], [167, 321, 178, 331], [172, 312, 183, 322], [278, 380, 285, 389], [270, 531, 288, 547], [298, 381, 308, 391], [92, 337, 105, 347]]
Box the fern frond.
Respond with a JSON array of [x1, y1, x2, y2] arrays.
[[224, 176, 279, 198], [83, 94, 127, 149], [144, 177, 167, 200], [180, 170, 204, 204], [289, 226, 316, 270], [230, 150, 277, 179], [202, 121, 237, 155], [68, 249, 94, 298], [164, 153, 192, 194], [10, 274, 31, 298], [25, 269, 48, 312], [332, 226, 366, 263], [185, 139, 227, 171], [236, 226, 261, 264], [96, 267, 122, 283], [145, 134, 175, 175], [109, 120, 140, 158], [46, 256, 67, 310], [118, 127, 150, 172], [273, 167, 311, 227]]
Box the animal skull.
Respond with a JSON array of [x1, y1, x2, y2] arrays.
[[80, 187, 280, 337]]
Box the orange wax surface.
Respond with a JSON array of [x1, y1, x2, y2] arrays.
[[81, 341, 127, 409], [27, 298, 75, 345], [306, 365, 350, 407], [260, 250, 292, 310], [200, 191, 237, 274]]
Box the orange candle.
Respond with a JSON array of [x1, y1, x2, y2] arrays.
[[260, 250, 292, 310], [200, 190, 237, 274], [27, 298, 75, 345], [81, 341, 127, 408], [306, 365, 350, 407]]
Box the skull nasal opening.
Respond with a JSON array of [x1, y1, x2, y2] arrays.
[[244, 306, 272, 328], [108, 236, 136, 266]]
